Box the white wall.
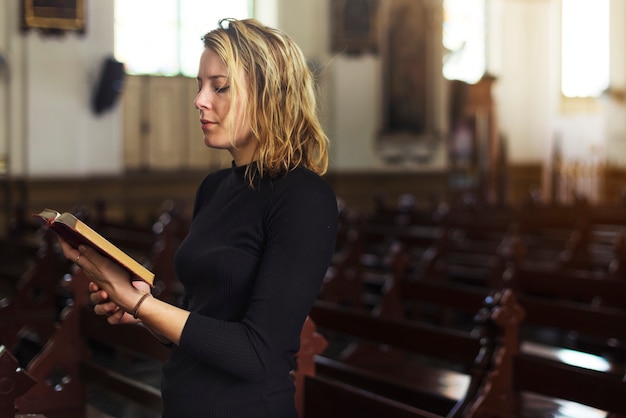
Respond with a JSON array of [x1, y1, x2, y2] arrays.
[[330, 55, 381, 170], [606, 0, 626, 166], [0, 1, 26, 175], [1, 0, 625, 178], [496, 0, 556, 163], [490, 0, 626, 169], [3, 0, 122, 177]]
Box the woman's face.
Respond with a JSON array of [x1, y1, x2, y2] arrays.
[[194, 48, 255, 166]]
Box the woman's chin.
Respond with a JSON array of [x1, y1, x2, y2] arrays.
[[203, 138, 229, 150]]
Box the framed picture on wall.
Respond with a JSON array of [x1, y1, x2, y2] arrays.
[[331, 0, 380, 54], [22, 0, 86, 33]]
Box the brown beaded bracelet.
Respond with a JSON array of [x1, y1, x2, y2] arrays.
[[131, 293, 151, 319]]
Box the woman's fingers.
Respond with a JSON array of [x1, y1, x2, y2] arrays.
[[89, 287, 110, 305], [131, 279, 151, 293], [107, 309, 127, 324], [93, 300, 120, 316], [58, 239, 98, 278], [58, 238, 80, 263], [91, 292, 138, 325]]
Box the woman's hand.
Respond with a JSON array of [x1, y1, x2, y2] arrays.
[[57, 237, 180, 344], [57, 237, 147, 318], [89, 280, 151, 324]]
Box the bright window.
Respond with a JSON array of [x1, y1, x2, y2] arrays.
[[561, 0, 609, 98], [114, 0, 253, 77], [442, 0, 487, 84]]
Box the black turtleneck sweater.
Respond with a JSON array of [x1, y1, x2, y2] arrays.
[[162, 163, 338, 418]]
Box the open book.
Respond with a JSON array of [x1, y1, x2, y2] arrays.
[[34, 208, 155, 286]]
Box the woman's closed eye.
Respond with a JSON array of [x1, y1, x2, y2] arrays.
[[215, 85, 230, 94]]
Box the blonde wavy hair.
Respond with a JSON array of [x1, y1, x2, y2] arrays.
[[202, 18, 329, 182]]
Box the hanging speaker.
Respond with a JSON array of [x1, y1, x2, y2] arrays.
[[91, 56, 125, 115]]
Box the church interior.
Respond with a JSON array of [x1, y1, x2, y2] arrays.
[[2, 0, 626, 417]]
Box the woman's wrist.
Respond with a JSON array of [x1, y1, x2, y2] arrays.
[[130, 292, 152, 319]]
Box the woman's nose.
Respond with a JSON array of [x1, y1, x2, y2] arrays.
[[194, 90, 211, 110]]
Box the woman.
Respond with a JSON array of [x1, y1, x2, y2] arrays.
[[60, 18, 338, 417]]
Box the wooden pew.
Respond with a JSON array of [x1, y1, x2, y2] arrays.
[[15, 268, 328, 418], [359, 205, 512, 293], [483, 264, 626, 416], [320, 200, 626, 416], [334, 197, 362, 257], [319, 220, 401, 310], [0, 238, 40, 282], [499, 263, 626, 360], [368, 193, 446, 230], [319, 211, 445, 311], [11, 201, 621, 418], [292, 316, 330, 418], [514, 289, 626, 370], [11, 255, 167, 417], [443, 205, 515, 245], [144, 201, 189, 307], [303, 374, 442, 418], [561, 203, 626, 275], [0, 200, 186, 363], [415, 228, 507, 289], [0, 200, 182, 416], [572, 228, 626, 278], [0, 345, 38, 418], [511, 303, 626, 416], [0, 230, 71, 358], [384, 242, 626, 418], [503, 264, 626, 308], [14, 301, 88, 418], [363, 195, 446, 276], [394, 273, 493, 330], [512, 203, 587, 271], [0, 204, 46, 297], [393, 273, 626, 416], [514, 353, 626, 417], [306, 289, 522, 417]]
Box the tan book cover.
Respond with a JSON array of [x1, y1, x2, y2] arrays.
[[34, 208, 155, 286]]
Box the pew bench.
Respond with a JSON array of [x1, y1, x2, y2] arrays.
[[392, 271, 626, 417], [502, 264, 626, 364], [0, 231, 71, 359], [11, 263, 169, 417], [303, 372, 442, 418], [0, 239, 40, 278], [514, 350, 626, 417], [306, 290, 521, 418], [506, 265, 626, 308], [486, 265, 626, 416], [14, 269, 328, 418], [443, 205, 514, 244]]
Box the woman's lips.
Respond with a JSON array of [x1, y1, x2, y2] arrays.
[[200, 119, 216, 129]]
